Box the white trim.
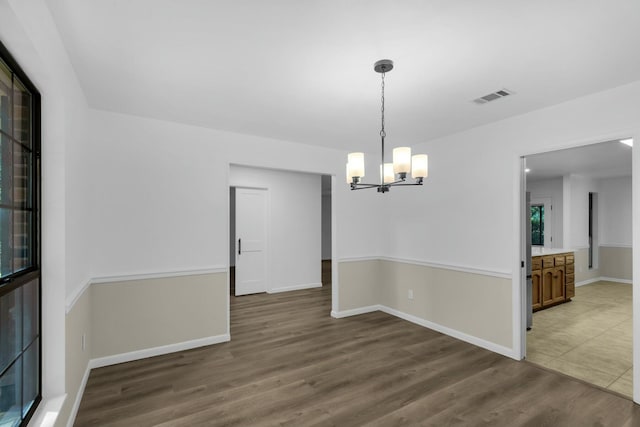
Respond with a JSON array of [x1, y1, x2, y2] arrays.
[[572, 245, 590, 250], [386, 304, 517, 358], [378, 305, 516, 359], [267, 282, 322, 294], [89, 334, 230, 369], [91, 266, 227, 285], [379, 256, 512, 279], [65, 267, 228, 313], [331, 305, 380, 318], [599, 243, 633, 249], [576, 277, 602, 287], [65, 278, 91, 314], [576, 276, 633, 287], [337, 256, 511, 279], [66, 364, 91, 427], [28, 394, 66, 427], [337, 256, 381, 263], [600, 277, 633, 284], [331, 304, 516, 359]]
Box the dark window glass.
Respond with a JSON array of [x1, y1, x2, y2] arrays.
[[531, 205, 544, 246], [0, 40, 41, 427]]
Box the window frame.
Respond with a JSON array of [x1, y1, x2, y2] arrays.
[[530, 204, 544, 247], [0, 39, 42, 427]]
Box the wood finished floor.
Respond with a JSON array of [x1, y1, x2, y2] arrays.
[[75, 272, 640, 426]]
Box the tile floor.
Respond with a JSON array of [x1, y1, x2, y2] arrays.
[[526, 281, 632, 398]]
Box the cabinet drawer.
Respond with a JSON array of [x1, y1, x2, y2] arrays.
[[542, 256, 554, 269], [532, 257, 542, 271], [554, 255, 565, 266], [566, 264, 574, 274], [566, 273, 575, 284], [565, 254, 574, 265]]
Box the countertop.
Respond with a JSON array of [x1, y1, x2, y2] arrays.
[[531, 247, 575, 256]]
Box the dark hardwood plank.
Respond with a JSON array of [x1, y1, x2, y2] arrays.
[[74, 262, 640, 426]]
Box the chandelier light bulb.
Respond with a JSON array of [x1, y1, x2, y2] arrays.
[[383, 163, 395, 184], [347, 152, 365, 178], [393, 147, 411, 174], [411, 154, 428, 179]]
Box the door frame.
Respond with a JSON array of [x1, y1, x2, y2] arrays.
[[227, 164, 339, 337], [516, 131, 639, 404]]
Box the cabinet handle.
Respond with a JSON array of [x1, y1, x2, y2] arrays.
[[238, 238, 241, 255]]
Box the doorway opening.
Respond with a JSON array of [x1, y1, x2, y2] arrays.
[[522, 138, 633, 398], [228, 166, 332, 300]]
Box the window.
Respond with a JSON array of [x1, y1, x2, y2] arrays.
[[588, 192, 598, 269], [0, 40, 41, 427], [531, 204, 544, 246]]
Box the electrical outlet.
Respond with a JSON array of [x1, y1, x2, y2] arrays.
[[408, 289, 414, 300], [82, 333, 86, 351]]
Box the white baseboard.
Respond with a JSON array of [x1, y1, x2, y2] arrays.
[[378, 305, 516, 359], [89, 333, 230, 369], [67, 364, 91, 427], [576, 276, 632, 287], [331, 304, 516, 359], [600, 277, 633, 284], [576, 277, 602, 287], [331, 305, 380, 318], [267, 282, 322, 294]]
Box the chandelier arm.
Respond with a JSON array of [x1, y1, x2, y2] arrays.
[[387, 182, 424, 187], [350, 184, 382, 190]]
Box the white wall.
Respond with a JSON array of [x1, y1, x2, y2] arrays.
[[599, 175, 632, 247], [229, 165, 321, 291], [88, 109, 384, 276], [527, 177, 564, 248]]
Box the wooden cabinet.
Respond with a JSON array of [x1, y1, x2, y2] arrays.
[[541, 268, 554, 306], [532, 251, 574, 311], [532, 270, 542, 310]]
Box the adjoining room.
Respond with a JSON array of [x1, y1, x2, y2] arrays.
[[524, 139, 633, 397]]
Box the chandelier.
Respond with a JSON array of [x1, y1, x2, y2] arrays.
[[346, 59, 428, 193]]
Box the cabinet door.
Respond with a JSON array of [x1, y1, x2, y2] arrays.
[[552, 266, 565, 303], [532, 270, 542, 310], [542, 268, 554, 306]]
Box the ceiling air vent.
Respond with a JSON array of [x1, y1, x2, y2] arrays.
[[473, 89, 513, 105]]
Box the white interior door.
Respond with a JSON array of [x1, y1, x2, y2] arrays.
[[235, 188, 267, 296]]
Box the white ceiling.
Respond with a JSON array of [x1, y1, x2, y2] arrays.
[[48, 0, 640, 152], [526, 139, 632, 181]]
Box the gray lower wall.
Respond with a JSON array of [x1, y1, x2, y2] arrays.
[[378, 260, 513, 349], [600, 246, 633, 281], [56, 287, 92, 427], [91, 272, 228, 358], [576, 246, 632, 284], [338, 260, 381, 311], [337, 259, 513, 351]]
